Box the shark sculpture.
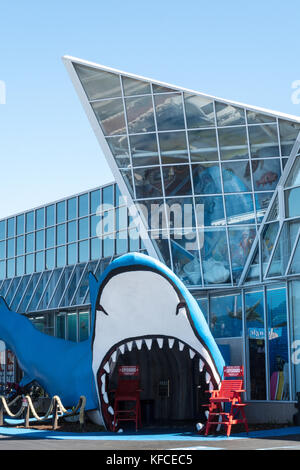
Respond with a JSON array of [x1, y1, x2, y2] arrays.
[[0, 252, 225, 429]]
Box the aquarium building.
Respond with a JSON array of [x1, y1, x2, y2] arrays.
[[1, 56, 300, 423]]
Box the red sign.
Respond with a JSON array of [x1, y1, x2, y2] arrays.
[[224, 366, 244, 377], [118, 365, 139, 377]]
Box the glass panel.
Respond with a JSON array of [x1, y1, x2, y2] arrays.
[[222, 161, 252, 192], [106, 135, 130, 168], [16, 236, 24, 255], [46, 205, 55, 227], [261, 222, 279, 275], [25, 233, 34, 253], [0, 261, 5, 280], [165, 197, 195, 229], [79, 194, 88, 217], [0, 241, 5, 259], [60, 264, 86, 308], [228, 227, 256, 283], [45, 249, 55, 270], [248, 124, 279, 158], [102, 210, 115, 235], [154, 93, 185, 131], [103, 234, 114, 258], [151, 232, 171, 268], [192, 162, 222, 195], [27, 271, 52, 312], [129, 228, 140, 252], [200, 228, 231, 285], [188, 129, 218, 162], [74, 63, 121, 100], [68, 243, 77, 265], [67, 312, 77, 342], [36, 209, 44, 230], [56, 313, 66, 339], [0, 279, 11, 298], [46, 227, 55, 248], [0, 221, 5, 240], [7, 258, 14, 278], [68, 221, 77, 243], [72, 261, 97, 306], [285, 155, 300, 188], [102, 185, 114, 208], [125, 96, 155, 133], [16, 256, 24, 276], [279, 119, 300, 156], [79, 240, 89, 262], [267, 221, 300, 277], [225, 193, 255, 225], [116, 231, 128, 255], [16, 214, 24, 235], [137, 199, 166, 232], [244, 246, 260, 283], [91, 237, 102, 259], [122, 76, 151, 96], [25, 254, 34, 274], [215, 102, 245, 126], [35, 251, 44, 272], [289, 280, 300, 399], [158, 131, 188, 164], [7, 239, 15, 258], [218, 127, 249, 160], [152, 84, 177, 93], [285, 187, 300, 218], [25, 212, 34, 232], [79, 217, 89, 240], [116, 206, 127, 231], [18, 273, 41, 313], [195, 296, 208, 323], [92, 99, 126, 136], [162, 165, 192, 196], [245, 289, 266, 400], [7, 218, 15, 238], [91, 215, 101, 238], [184, 93, 215, 128], [289, 236, 300, 274], [255, 192, 273, 222], [120, 169, 134, 197], [90, 189, 101, 214], [134, 167, 163, 198], [67, 198, 77, 220], [56, 201, 66, 223], [57, 224, 66, 245], [79, 311, 90, 341], [31, 313, 54, 336], [267, 285, 289, 400], [10, 275, 30, 311], [247, 110, 276, 124], [38, 268, 62, 310], [266, 194, 279, 222], [195, 195, 225, 227], [5, 277, 21, 306], [170, 229, 202, 286], [210, 294, 243, 338], [129, 133, 159, 167], [48, 266, 74, 309], [56, 246, 66, 267]]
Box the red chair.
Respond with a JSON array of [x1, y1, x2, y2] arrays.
[[203, 366, 248, 437], [112, 365, 142, 432]]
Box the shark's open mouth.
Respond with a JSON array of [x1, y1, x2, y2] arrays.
[[96, 334, 218, 430]]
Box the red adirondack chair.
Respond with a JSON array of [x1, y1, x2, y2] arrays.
[[112, 365, 142, 432], [203, 366, 248, 437]]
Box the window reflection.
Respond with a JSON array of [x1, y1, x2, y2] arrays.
[[74, 63, 122, 100], [200, 228, 230, 285], [125, 96, 155, 134], [195, 195, 225, 227], [154, 93, 185, 131], [248, 124, 279, 158], [92, 99, 126, 136], [210, 294, 243, 338], [130, 133, 159, 167], [225, 194, 255, 225], [122, 76, 151, 96], [279, 119, 300, 156], [106, 136, 130, 168], [252, 159, 280, 191], [218, 127, 248, 160], [188, 129, 218, 162], [134, 167, 163, 198], [215, 102, 245, 126], [184, 93, 215, 128], [228, 227, 256, 283], [170, 229, 202, 286], [192, 163, 222, 195], [162, 165, 192, 196], [159, 131, 189, 164], [222, 161, 252, 193]]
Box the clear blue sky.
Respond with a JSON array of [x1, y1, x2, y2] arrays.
[[0, 0, 299, 219]]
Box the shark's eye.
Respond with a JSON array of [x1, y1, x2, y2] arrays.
[[176, 302, 187, 316], [97, 304, 109, 316]]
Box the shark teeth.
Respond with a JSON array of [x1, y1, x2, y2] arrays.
[[99, 336, 219, 429]]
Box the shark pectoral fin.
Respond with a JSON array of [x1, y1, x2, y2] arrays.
[[19, 374, 35, 387]]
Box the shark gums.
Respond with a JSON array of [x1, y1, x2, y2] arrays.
[[0, 253, 225, 429]]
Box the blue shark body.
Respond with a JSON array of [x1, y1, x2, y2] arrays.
[[0, 253, 225, 427]]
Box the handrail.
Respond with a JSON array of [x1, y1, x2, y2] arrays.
[[0, 394, 86, 430]]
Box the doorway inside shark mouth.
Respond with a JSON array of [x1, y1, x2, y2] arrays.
[[97, 337, 216, 430]]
